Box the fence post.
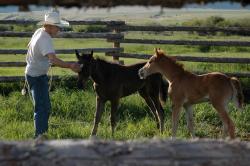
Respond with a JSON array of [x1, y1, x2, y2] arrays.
[[112, 28, 121, 63], [107, 21, 125, 64]]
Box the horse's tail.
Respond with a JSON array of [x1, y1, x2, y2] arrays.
[[159, 76, 168, 105], [230, 77, 244, 110]]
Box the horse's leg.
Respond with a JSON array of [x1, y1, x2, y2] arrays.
[[222, 122, 229, 138], [91, 96, 105, 136], [150, 94, 165, 134], [139, 90, 160, 130], [110, 99, 119, 137], [211, 101, 235, 139], [184, 104, 195, 138], [172, 103, 182, 139], [213, 104, 229, 138]]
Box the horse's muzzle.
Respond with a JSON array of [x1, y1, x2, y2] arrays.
[[138, 68, 146, 79]]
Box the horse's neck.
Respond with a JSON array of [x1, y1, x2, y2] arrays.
[[90, 59, 107, 84], [162, 60, 185, 82]]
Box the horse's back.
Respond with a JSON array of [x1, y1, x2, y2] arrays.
[[97, 61, 163, 99], [120, 64, 163, 97], [171, 72, 233, 104], [118, 62, 162, 84], [200, 72, 231, 88], [198, 72, 233, 103]]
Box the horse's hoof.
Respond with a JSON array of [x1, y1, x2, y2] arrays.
[[171, 136, 176, 141], [191, 136, 199, 141], [89, 135, 99, 140]]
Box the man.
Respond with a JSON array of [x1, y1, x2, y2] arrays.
[[25, 9, 81, 138]]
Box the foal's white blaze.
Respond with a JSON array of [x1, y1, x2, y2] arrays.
[[138, 68, 145, 79]]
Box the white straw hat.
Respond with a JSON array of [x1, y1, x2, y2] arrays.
[[38, 9, 69, 27]]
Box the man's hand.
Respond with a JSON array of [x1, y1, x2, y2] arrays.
[[47, 53, 81, 73], [69, 63, 81, 73]]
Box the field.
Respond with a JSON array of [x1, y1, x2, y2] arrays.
[[0, 8, 250, 140]]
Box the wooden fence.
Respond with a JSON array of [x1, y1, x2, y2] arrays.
[[1, 20, 250, 82], [106, 25, 250, 78], [0, 20, 125, 82], [1, 139, 250, 166]]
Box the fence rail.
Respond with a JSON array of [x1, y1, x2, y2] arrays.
[[0, 62, 26, 67], [0, 76, 63, 82], [115, 25, 250, 34], [0, 61, 78, 67], [108, 39, 250, 46], [0, 48, 123, 55], [0, 31, 124, 39], [106, 52, 250, 63]]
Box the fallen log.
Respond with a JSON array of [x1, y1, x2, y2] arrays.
[[0, 139, 249, 166]]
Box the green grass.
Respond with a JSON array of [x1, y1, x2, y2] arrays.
[[0, 88, 249, 141], [182, 16, 250, 28], [1, 15, 250, 141]]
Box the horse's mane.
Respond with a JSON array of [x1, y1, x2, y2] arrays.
[[95, 58, 118, 71], [95, 57, 144, 68], [158, 51, 185, 72], [95, 57, 112, 64], [95, 57, 127, 70], [94, 57, 126, 76]]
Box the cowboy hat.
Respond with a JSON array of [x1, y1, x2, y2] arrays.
[[37, 9, 69, 28]]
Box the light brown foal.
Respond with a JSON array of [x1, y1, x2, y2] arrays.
[[139, 48, 244, 139]]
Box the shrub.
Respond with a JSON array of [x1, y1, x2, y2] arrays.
[[182, 16, 250, 36], [72, 25, 109, 33]]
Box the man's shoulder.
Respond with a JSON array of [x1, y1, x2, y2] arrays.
[[32, 28, 43, 37], [37, 31, 52, 44], [33, 28, 50, 39]]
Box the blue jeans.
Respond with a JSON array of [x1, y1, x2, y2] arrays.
[[26, 74, 51, 137]]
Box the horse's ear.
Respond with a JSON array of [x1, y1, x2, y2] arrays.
[[90, 50, 94, 58], [75, 50, 80, 60], [154, 48, 160, 56], [154, 48, 157, 53]]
